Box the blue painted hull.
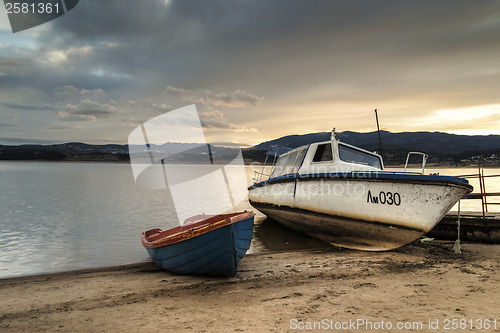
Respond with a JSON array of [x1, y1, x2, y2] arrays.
[[144, 214, 254, 276]]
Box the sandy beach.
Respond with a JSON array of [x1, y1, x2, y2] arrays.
[[0, 241, 499, 332]]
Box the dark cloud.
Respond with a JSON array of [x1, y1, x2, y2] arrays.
[[21, 0, 500, 99], [0, 57, 34, 77], [32, 1, 356, 91], [0, 102, 57, 111]]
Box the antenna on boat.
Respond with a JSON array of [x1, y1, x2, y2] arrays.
[[374, 109, 385, 160], [331, 127, 337, 141]]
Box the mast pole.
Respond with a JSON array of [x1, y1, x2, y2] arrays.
[[374, 109, 384, 160]]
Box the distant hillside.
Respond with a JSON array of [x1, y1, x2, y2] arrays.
[[247, 131, 500, 166], [0, 142, 130, 162], [252, 131, 500, 153], [1, 131, 500, 166], [0, 142, 239, 163]]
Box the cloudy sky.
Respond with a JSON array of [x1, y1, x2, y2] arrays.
[[1, 0, 499, 145]]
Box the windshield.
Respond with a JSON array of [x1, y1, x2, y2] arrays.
[[270, 147, 308, 178], [338, 144, 382, 169]]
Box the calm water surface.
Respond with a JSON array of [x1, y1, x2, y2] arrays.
[[0, 162, 498, 278], [0, 162, 179, 278]]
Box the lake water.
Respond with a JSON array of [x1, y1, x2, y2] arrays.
[[0, 162, 498, 279]]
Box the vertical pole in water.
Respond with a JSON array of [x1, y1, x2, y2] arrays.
[[208, 143, 236, 208], [478, 165, 485, 218], [207, 143, 214, 165], [482, 167, 488, 213], [374, 109, 384, 160], [453, 200, 461, 254]]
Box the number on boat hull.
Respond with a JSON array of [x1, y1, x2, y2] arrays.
[[367, 190, 401, 206]]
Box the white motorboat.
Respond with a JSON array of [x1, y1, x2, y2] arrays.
[[248, 130, 473, 251]]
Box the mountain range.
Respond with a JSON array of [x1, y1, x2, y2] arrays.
[[1, 131, 500, 165], [252, 131, 500, 153], [247, 131, 500, 165]]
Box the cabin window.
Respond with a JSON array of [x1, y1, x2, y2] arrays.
[[338, 144, 382, 169], [312, 143, 333, 162]]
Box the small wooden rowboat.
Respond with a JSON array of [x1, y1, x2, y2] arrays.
[[141, 211, 255, 276]]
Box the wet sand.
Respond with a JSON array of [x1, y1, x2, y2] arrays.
[[1, 241, 499, 332]]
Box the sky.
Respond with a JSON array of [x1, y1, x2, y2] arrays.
[[0, 0, 499, 146]]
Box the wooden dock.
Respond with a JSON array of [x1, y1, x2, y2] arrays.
[[428, 211, 500, 244], [427, 167, 500, 243]]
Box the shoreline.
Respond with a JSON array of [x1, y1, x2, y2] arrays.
[[1, 159, 499, 168], [0, 261, 152, 283], [1, 241, 499, 332]]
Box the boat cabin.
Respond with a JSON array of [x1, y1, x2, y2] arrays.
[[266, 136, 384, 181]]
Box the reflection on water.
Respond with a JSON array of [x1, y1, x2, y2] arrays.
[[0, 162, 498, 279], [0, 162, 178, 279]]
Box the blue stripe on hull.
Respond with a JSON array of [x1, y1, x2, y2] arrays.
[[146, 216, 254, 276], [249, 171, 472, 190]]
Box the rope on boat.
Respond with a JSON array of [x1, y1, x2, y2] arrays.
[[453, 200, 461, 254]]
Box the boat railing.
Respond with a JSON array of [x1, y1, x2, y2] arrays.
[[253, 146, 281, 184], [253, 170, 271, 184], [459, 166, 500, 217], [403, 152, 428, 174]]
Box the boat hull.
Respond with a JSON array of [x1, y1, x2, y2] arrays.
[[248, 173, 472, 251], [142, 212, 255, 276]]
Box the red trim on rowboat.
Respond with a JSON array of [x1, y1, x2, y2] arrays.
[[141, 211, 255, 249]]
